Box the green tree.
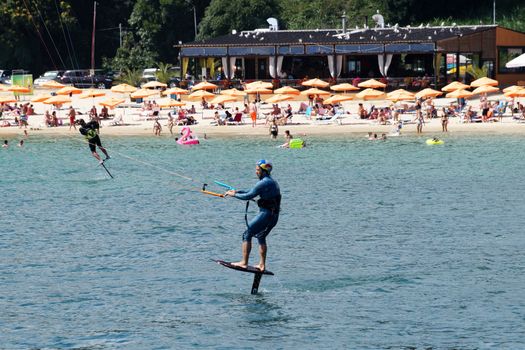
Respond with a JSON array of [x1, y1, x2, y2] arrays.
[[155, 62, 173, 83], [197, 0, 280, 40], [107, 32, 156, 72], [116, 67, 143, 86]]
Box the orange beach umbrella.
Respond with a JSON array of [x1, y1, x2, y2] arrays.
[[301, 78, 329, 88], [470, 77, 499, 87], [273, 86, 300, 95], [323, 95, 353, 104], [155, 98, 186, 108], [56, 86, 82, 95], [142, 81, 167, 89], [191, 81, 218, 91], [445, 89, 473, 99], [415, 88, 443, 99], [330, 83, 360, 92], [300, 87, 331, 96], [442, 81, 470, 92], [265, 94, 295, 103], [358, 79, 386, 89], [356, 88, 385, 100], [220, 88, 246, 96], [0, 96, 17, 104], [130, 88, 158, 99], [41, 80, 65, 89], [163, 87, 189, 95], [187, 90, 215, 100], [471, 85, 499, 95], [245, 81, 273, 89], [111, 83, 138, 94], [31, 94, 53, 103], [99, 97, 126, 109], [79, 89, 106, 99], [43, 95, 72, 105]]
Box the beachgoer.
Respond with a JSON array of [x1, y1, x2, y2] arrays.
[[18, 140, 24, 147], [153, 118, 162, 136], [69, 106, 76, 130], [78, 119, 110, 164], [441, 108, 449, 132], [2, 140, 8, 148], [269, 120, 278, 139], [167, 112, 175, 135], [279, 130, 293, 148], [225, 160, 281, 271], [380, 133, 387, 140], [249, 101, 257, 127]]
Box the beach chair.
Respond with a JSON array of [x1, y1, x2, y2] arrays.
[[226, 113, 244, 125], [109, 114, 123, 126]]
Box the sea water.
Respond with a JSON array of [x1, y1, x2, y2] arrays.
[[1, 133, 524, 349]]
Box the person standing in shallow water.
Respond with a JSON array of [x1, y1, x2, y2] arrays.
[[225, 160, 281, 272]]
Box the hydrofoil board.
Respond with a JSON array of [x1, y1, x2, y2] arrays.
[[214, 259, 274, 276]]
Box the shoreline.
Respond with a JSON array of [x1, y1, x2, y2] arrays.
[[1, 88, 524, 138]]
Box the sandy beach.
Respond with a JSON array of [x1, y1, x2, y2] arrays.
[[1, 88, 524, 138]]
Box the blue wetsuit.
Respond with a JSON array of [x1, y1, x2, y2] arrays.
[[234, 175, 281, 245]]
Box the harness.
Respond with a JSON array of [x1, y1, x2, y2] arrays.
[[244, 195, 281, 228]]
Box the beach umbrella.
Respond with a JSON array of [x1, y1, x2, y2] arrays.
[[301, 78, 329, 88], [470, 77, 499, 87], [245, 81, 273, 89], [8, 85, 31, 93], [358, 79, 386, 89], [244, 87, 273, 94], [111, 83, 138, 94], [0, 96, 17, 104], [142, 81, 167, 89], [41, 80, 65, 89], [322, 95, 354, 105], [220, 88, 246, 96], [472, 85, 499, 95], [56, 86, 82, 95], [300, 88, 331, 96], [415, 88, 443, 99], [442, 81, 470, 92], [0, 84, 9, 91], [273, 86, 300, 95], [355, 88, 385, 100], [330, 83, 360, 92], [210, 95, 238, 105], [130, 88, 159, 99], [191, 81, 218, 91], [504, 88, 525, 98], [505, 53, 525, 68], [155, 98, 186, 108], [188, 90, 215, 100], [503, 85, 523, 93], [43, 95, 72, 105], [79, 89, 106, 99], [31, 94, 53, 103], [386, 89, 415, 102], [99, 97, 126, 109], [163, 87, 189, 95], [445, 89, 473, 99], [265, 94, 295, 104]]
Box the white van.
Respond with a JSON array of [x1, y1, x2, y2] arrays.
[[142, 68, 158, 82]]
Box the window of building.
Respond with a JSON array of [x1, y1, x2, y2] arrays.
[[498, 47, 525, 73]]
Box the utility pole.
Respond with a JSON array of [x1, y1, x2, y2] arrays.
[[493, 0, 496, 24], [119, 23, 122, 48], [91, 1, 97, 73], [192, 4, 197, 39]]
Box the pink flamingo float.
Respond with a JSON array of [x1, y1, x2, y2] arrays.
[[177, 126, 200, 145]]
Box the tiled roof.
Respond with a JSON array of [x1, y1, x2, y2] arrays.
[[181, 25, 497, 47]]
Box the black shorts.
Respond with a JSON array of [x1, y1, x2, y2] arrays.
[[270, 131, 278, 136], [88, 135, 102, 152]]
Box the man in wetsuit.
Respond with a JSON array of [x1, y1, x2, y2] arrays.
[[78, 118, 110, 164], [225, 159, 281, 271]]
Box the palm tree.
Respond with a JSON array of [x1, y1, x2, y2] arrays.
[[117, 68, 142, 87], [156, 62, 173, 84]]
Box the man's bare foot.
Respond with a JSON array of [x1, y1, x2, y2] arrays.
[[255, 264, 265, 271], [231, 261, 248, 268]]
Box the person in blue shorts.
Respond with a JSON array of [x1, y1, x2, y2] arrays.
[[225, 159, 281, 271]]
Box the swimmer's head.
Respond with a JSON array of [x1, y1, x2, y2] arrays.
[[256, 159, 272, 178]]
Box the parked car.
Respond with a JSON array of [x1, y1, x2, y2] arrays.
[[59, 69, 113, 89], [34, 70, 65, 87], [142, 68, 158, 82], [0, 70, 12, 84]]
